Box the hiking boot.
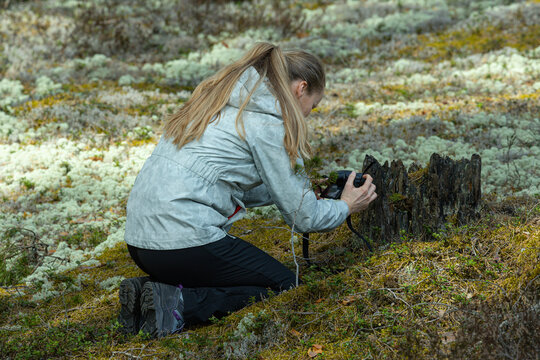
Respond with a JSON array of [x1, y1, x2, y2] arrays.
[[140, 281, 184, 338], [118, 276, 150, 334]]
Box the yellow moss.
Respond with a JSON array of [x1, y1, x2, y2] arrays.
[[49, 292, 118, 328], [408, 166, 428, 183], [0, 287, 11, 297], [507, 91, 540, 101], [14, 93, 75, 115], [126, 138, 158, 147], [400, 24, 540, 62], [63, 83, 101, 93]]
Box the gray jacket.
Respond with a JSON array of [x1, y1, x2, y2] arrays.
[[125, 67, 349, 250]]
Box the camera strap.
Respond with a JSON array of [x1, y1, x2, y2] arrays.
[[302, 216, 372, 266], [302, 232, 311, 266], [346, 216, 373, 252]]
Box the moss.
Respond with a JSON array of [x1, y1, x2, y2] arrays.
[[126, 138, 158, 147], [389, 192, 407, 203], [130, 82, 193, 94], [399, 24, 540, 62], [0, 210, 529, 358], [408, 166, 428, 185], [327, 171, 338, 184], [381, 84, 415, 101], [59, 226, 109, 248]]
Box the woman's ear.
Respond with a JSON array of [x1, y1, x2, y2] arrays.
[[291, 79, 308, 99]]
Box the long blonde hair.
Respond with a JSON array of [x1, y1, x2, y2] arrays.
[[163, 42, 325, 167]]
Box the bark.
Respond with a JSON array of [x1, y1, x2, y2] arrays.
[[354, 153, 482, 244]]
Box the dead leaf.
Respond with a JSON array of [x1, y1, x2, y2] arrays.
[[315, 298, 324, 303], [289, 328, 301, 337], [308, 344, 323, 357], [340, 295, 358, 306]]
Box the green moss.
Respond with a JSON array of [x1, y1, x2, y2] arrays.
[[341, 103, 357, 118], [0, 174, 537, 360], [327, 171, 338, 184], [19, 177, 35, 190], [60, 226, 109, 248], [389, 192, 407, 203]]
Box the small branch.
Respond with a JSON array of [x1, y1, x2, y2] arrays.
[[109, 343, 161, 359], [64, 305, 97, 313], [459, 278, 508, 297], [299, 307, 340, 328]]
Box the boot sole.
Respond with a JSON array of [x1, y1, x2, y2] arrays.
[[118, 278, 144, 334], [140, 282, 161, 338], [140, 282, 184, 338]]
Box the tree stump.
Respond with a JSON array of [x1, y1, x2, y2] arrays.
[[354, 153, 482, 244]]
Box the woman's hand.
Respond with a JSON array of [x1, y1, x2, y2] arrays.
[[340, 172, 377, 215]]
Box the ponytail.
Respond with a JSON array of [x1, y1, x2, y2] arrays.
[[163, 42, 325, 168]]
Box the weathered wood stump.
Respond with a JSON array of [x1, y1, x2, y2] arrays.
[[354, 153, 482, 244]]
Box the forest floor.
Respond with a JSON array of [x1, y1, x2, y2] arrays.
[[1, 0, 539, 358]]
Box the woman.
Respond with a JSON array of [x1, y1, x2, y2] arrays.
[[118, 42, 377, 338]]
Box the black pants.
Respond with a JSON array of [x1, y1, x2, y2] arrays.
[[127, 235, 296, 325]]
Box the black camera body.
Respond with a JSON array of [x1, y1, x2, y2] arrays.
[[320, 170, 367, 200]]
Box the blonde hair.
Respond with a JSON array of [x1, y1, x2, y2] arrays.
[[163, 42, 325, 167]]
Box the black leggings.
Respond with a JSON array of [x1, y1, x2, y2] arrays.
[[127, 235, 296, 325]]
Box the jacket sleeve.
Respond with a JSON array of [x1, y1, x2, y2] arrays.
[[248, 123, 349, 233], [242, 184, 273, 208]]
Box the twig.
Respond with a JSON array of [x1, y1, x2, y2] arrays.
[[459, 278, 508, 297], [291, 311, 318, 315], [523, 200, 540, 223], [109, 344, 160, 359], [0, 325, 22, 331], [64, 305, 97, 313], [137, 343, 148, 358], [299, 307, 340, 328], [411, 301, 478, 317], [385, 287, 412, 309], [373, 331, 398, 355]]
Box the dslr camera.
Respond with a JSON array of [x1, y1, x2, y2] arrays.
[[320, 162, 374, 200]]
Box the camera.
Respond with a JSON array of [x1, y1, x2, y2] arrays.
[[320, 170, 367, 200], [319, 161, 374, 200]]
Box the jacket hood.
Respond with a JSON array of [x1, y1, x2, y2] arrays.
[[227, 67, 282, 117]]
